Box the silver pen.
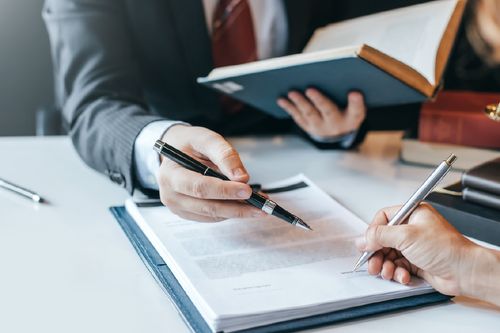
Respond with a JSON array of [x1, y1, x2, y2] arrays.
[[0, 177, 44, 203], [352, 153, 457, 272]]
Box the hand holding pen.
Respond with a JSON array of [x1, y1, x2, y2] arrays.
[[354, 154, 500, 306], [154, 125, 310, 230], [353, 154, 457, 272]]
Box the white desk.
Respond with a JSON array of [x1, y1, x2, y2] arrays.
[[0, 133, 498, 333]]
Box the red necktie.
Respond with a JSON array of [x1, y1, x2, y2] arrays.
[[212, 0, 257, 113]]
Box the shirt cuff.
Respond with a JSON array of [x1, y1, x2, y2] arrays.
[[134, 120, 188, 190], [308, 131, 358, 148]]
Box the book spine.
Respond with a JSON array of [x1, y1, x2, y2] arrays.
[[418, 109, 500, 149], [462, 173, 500, 196], [426, 191, 500, 246], [463, 187, 500, 211]]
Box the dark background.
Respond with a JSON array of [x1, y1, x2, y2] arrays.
[[0, 0, 53, 136]]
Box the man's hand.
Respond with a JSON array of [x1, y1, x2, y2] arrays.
[[157, 125, 266, 222], [358, 204, 476, 296], [277, 89, 366, 138]]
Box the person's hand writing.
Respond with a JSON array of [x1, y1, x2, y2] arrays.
[[157, 125, 266, 222], [277, 89, 366, 139], [359, 204, 476, 296]]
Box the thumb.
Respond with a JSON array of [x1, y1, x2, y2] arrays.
[[365, 224, 413, 252], [191, 129, 249, 182]]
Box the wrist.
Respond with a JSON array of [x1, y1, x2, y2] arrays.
[[459, 243, 500, 302]]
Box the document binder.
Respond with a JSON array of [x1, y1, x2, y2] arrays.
[[110, 206, 451, 333]]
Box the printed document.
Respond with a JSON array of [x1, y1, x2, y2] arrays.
[[126, 175, 434, 332]]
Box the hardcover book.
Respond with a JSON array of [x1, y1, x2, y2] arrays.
[[419, 91, 500, 148], [198, 0, 465, 118]]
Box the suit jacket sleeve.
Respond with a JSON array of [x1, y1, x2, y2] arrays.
[[43, 0, 164, 193]]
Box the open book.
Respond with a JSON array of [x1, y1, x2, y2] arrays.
[[123, 175, 442, 332], [198, 0, 465, 118]]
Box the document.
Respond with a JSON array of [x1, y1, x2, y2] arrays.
[[126, 175, 433, 332]]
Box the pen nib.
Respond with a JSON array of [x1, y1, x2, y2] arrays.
[[352, 252, 369, 272], [295, 218, 313, 231]]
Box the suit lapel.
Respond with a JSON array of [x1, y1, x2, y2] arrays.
[[165, 0, 214, 77]]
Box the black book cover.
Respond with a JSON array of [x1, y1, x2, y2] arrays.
[[462, 158, 500, 196], [463, 187, 500, 211], [426, 183, 500, 246]]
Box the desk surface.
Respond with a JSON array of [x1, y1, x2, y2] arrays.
[[0, 133, 498, 333]]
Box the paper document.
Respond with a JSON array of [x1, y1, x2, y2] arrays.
[[126, 175, 433, 332]]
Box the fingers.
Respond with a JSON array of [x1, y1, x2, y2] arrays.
[[393, 257, 412, 284], [370, 205, 403, 226], [368, 251, 384, 275], [157, 126, 260, 222], [287, 91, 323, 126], [277, 98, 308, 129], [158, 161, 265, 221], [167, 192, 266, 220], [364, 205, 408, 250], [344, 92, 366, 131], [381, 260, 396, 280], [163, 166, 252, 200], [189, 128, 249, 182], [305, 88, 342, 123], [394, 266, 411, 284], [276, 89, 366, 138], [367, 254, 411, 284], [365, 223, 414, 252]]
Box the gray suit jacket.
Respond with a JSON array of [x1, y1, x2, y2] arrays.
[[43, 0, 346, 193], [44, 0, 435, 193]]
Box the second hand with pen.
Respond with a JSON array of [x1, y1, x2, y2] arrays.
[[153, 140, 312, 231]]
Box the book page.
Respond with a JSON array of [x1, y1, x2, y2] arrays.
[[127, 175, 432, 332], [305, 0, 458, 85], [199, 46, 359, 81]]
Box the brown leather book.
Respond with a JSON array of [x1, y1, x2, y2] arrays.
[[419, 91, 500, 148]]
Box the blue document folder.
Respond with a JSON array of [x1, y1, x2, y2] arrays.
[[110, 206, 451, 333]]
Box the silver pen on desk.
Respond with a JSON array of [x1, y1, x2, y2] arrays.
[[352, 153, 457, 272], [0, 177, 45, 203]]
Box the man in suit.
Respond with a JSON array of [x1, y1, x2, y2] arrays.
[[43, 0, 422, 222]]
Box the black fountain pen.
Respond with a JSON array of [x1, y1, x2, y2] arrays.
[[153, 140, 312, 231]]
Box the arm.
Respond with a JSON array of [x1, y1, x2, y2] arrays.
[[43, 1, 267, 222], [360, 204, 500, 306], [463, 244, 500, 306], [43, 0, 163, 192]]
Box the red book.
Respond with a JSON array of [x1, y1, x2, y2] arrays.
[[419, 91, 500, 149]]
